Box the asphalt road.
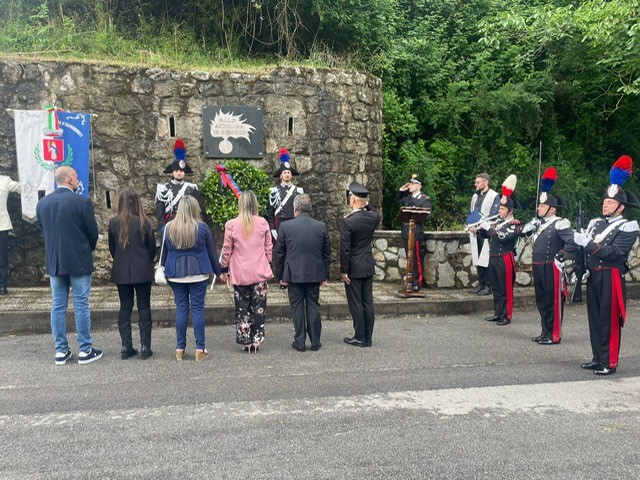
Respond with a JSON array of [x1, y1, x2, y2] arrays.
[[2, 301, 640, 479]]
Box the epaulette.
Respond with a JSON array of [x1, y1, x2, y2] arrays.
[[556, 218, 571, 230], [587, 218, 602, 231], [269, 186, 278, 193], [620, 220, 639, 232], [296, 187, 304, 194]]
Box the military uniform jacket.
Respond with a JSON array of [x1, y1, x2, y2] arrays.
[[584, 216, 639, 270], [395, 190, 432, 241], [531, 216, 578, 262], [155, 180, 199, 226], [340, 208, 381, 278], [479, 219, 523, 255], [268, 184, 303, 230]]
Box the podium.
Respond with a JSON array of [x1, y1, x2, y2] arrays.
[[396, 207, 431, 298]]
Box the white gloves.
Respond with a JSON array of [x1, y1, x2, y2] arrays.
[[574, 232, 590, 247], [271, 229, 278, 241], [479, 221, 491, 231], [522, 222, 537, 234]]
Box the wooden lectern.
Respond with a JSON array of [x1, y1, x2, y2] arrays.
[[396, 207, 431, 298]]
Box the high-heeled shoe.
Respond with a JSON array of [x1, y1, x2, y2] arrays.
[[176, 349, 185, 361], [251, 342, 261, 353], [195, 349, 208, 361]]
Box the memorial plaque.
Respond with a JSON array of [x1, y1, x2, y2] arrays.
[[203, 105, 264, 159]]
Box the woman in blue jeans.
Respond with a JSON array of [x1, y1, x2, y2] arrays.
[[161, 196, 221, 361]]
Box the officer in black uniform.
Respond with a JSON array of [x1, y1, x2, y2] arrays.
[[395, 174, 432, 291], [478, 175, 525, 326], [574, 155, 639, 375], [267, 148, 303, 241], [522, 167, 578, 345], [341, 182, 381, 347], [155, 139, 199, 228]]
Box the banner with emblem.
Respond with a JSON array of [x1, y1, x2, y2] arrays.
[[14, 109, 91, 222]]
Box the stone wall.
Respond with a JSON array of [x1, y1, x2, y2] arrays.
[[373, 230, 640, 288], [0, 61, 383, 285]]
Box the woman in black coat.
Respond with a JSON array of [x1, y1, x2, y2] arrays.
[[108, 187, 156, 359]]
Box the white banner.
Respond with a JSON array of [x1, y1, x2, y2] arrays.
[[13, 110, 55, 223]]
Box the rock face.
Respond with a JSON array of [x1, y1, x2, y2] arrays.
[[0, 61, 383, 285]]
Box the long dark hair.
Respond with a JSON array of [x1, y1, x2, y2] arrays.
[[117, 187, 151, 249]]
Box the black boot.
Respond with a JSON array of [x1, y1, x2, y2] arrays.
[[118, 311, 138, 359], [139, 309, 153, 359]]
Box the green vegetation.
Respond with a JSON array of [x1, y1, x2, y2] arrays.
[[3, 0, 639, 228]]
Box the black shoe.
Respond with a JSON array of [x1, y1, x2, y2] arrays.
[[477, 286, 491, 296], [291, 342, 306, 352], [412, 285, 420, 292], [343, 337, 365, 347], [311, 343, 322, 351], [537, 337, 556, 345], [485, 315, 500, 322], [140, 346, 153, 359], [581, 361, 602, 370], [469, 285, 482, 294], [77, 347, 103, 365], [121, 346, 138, 359], [594, 366, 616, 375], [496, 318, 510, 326], [531, 334, 545, 342], [365, 341, 372, 347], [0, 287, 7, 295]]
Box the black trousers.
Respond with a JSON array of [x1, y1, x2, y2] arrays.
[[116, 282, 152, 342], [532, 262, 564, 342], [0, 230, 8, 288], [345, 275, 375, 343], [288, 282, 322, 348], [586, 269, 624, 368], [487, 252, 515, 320], [476, 236, 489, 287]]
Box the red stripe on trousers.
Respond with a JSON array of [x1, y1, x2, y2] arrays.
[[505, 251, 515, 320], [552, 263, 562, 343], [415, 240, 423, 285], [609, 270, 626, 368]]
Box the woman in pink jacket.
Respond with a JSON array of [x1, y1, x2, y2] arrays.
[[219, 191, 273, 352]]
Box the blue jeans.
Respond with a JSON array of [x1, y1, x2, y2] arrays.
[[170, 279, 208, 350], [50, 274, 93, 354]]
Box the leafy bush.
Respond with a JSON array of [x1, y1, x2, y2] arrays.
[[200, 160, 271, 228]]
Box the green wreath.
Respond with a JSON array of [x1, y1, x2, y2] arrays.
[[201, 159, 271, 228]]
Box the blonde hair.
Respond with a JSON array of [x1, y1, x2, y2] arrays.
[[238, 191, 259, 238], [167, 196, 201, 249]]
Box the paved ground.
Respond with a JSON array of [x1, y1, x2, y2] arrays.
[[2, 299, 640, 479], [0, 281, 545, 335]]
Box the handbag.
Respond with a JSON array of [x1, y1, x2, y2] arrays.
[[155, 227, 168, 286]]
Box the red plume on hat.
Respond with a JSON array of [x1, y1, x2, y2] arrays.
[[501, 174, 517, 197], [174, 139, 187, 161]]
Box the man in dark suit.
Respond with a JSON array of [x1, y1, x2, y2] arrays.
[[341, 182, 381, 347], [36, 166, 102, 365], [275, 194, 331, 352]]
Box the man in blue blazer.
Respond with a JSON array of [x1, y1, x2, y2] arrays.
[[37, 166, 102, 365], [275, 194, 331, 352]]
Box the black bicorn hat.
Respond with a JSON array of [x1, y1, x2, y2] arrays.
[[605, 155, 640, 208], [348, 181, 370, 198], [500, 174, 522, 211], [163, 139, 194, 174], [538, 167, 566, 209], [273, 148, 299, 177]]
